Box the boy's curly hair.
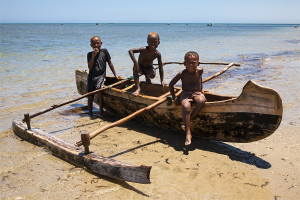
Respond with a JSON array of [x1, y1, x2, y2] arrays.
[[148, 32, 160, 41], [184, 51, 199, 61]]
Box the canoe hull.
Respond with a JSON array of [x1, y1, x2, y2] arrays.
[[76, 70, 282, 143], [12, 121, 151, 184]]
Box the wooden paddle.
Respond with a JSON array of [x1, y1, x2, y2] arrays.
[[24, 65, 165, 123], [23, 78, 131, 122], [75, 62, 238, 147], [24, 62, 237, 122]]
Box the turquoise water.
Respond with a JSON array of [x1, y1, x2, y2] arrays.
[[0, 23, 299, 131]]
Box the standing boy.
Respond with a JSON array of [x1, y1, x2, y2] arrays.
[[128, 32, 166, 96], [87, 36, 119, 118], [169, 51, 206, 145]]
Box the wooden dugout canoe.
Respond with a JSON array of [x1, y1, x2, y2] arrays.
[[76, 69, 282, 143], [12, 121, 151, 184]]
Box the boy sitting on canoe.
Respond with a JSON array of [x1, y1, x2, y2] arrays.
[[87, 36, 119, 118], [128, 32, 166, 96], [169, 51, 206, 145]]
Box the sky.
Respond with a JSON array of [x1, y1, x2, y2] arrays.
[[0, 0, 299, 23]]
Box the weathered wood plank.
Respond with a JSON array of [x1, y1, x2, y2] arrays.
[[75, 70, 282, 143], [12, 121, 151, 184]]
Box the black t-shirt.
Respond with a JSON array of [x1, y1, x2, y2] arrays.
[[87, 48, 111, 79]]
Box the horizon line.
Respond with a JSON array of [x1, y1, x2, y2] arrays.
[[1, 22, 299, 24]]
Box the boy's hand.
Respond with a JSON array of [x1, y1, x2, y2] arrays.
[[161, 81, 167, 87], [174, 97, 181, 106], [167, 95, 173, 106], [168, 96, 180, 106], [92, 48, 99, 56]]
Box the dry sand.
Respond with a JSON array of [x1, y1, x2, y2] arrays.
[[1, 56, 299, 200], [1, 105, 299, 200]]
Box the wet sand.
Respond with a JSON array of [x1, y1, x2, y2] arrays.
[[1, 56, 300, 199]]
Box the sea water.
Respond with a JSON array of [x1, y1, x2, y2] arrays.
[[0, 23, 300, 199], [0, 23, 299, 132]]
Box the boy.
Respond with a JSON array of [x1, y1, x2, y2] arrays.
[[87, 36, 119, 118], [169, 51, 206, 145], [128, 32, 166, 96]]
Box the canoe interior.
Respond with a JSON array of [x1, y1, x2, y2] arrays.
[[104, 76, 234, 102], [75, 70, 282, 143]]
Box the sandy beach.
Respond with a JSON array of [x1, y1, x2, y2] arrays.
[[1, 54, 299, 200]]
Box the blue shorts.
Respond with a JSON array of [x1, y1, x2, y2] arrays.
[[140, 65, 154, 75]]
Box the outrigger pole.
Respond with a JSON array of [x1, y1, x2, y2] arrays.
[[22, 62, 239, 131], [75, 62, 239, 148]]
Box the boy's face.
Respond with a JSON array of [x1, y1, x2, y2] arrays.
[[184, 55, 199, 73], [147, 35, 160, 50], [90, 37, 102, 50]]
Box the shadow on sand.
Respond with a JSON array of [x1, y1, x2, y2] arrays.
[[100, 111, 272, 170], [51, 104, 271, 196], [58, 104, 271, 169]]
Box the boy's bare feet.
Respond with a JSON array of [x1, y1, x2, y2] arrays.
[[99, 110, 104, 118], [89, 113, 98, 120], [133, 88, 141, 96], [185, 132, 192, 145]]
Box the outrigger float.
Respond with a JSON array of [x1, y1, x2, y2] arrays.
[[12, 121, 151, 183], [12, 62, 282, 183]]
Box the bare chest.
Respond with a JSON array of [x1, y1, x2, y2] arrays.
[[181, 72, 203, 91], [138, 51, 157, 64]]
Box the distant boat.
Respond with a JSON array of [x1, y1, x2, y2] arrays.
[[96, 23, 99, 25], [207, 23, 213, 26], [165, 23, 170, 25]]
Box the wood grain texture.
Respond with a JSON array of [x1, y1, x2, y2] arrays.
[[76, 69, 282, 143], [12, 121, 151, 184]]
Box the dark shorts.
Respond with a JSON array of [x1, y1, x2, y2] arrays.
[[87, 76, 105, 96], [140, 65, 154, 75]]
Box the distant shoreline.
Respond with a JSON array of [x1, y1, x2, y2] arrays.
[[1, 22, 299, 26]]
